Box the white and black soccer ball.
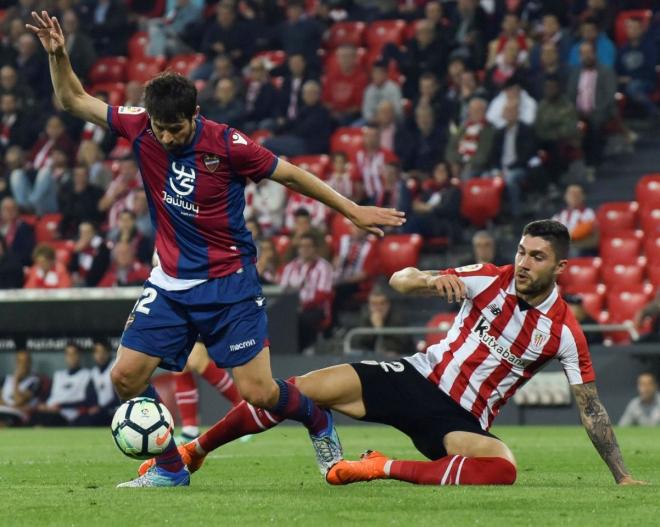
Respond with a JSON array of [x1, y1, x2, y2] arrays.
[[111, 397, 174, 460]]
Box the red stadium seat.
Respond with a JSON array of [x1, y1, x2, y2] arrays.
[[254, 50, 287, 70], [648, 264, 660, 287], [322, 47, 368, 73], [271, 235, 292, 259], [596, 201, 639, 235], [35, 213, 62, 243], [601, 263, 645, 289], [644, 237, 660, 263], [635, 174, 660, 208], [599, 230, 643, 265], [460, 177, 504, 227], [127, 31, 149, 59], [425, 312, 457, 347], [377, 234, 423, 277], [558, 257, 602, 288], [20, 214, 38, 227], [290, 154, 331, 180], [330, 127, 364, 157], [365, 20, 407, 54], [167, 53, 206, 77], [639, 207, 660, 235], [127, 56, 166, 83], [49, 240, 75, 266], [90, 82, 126, 106], [563, 284, 606, 319], [250, 129, 272, 144], [324, 21, 366, 50], [330, 214, 353, 240], [89, 57, 127, 84], [614, 10, 652, 46]]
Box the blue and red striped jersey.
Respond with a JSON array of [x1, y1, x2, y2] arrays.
[[107, 105, 278, 280]]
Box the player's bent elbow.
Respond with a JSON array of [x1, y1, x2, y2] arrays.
[[389, 267, 415, 293]]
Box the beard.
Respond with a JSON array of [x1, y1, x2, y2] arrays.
[[514, 273, 554, 297]]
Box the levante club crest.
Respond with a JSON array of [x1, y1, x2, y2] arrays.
[[203, 154, 220, 172]]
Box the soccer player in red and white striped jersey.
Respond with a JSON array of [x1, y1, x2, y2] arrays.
[[140, 220, 645, 486]]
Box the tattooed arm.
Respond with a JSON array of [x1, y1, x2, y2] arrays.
[[572, 382, 646, 485]]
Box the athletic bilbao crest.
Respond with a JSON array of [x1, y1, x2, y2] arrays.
[[203, 154, 220, 172], [169, 162, 196, 196], [531, 329, 550, 351]]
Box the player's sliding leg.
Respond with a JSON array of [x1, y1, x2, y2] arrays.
[[327, 433, 517, 486], [112, 345, 190, 488]]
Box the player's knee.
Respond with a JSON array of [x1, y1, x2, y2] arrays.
[[238, 379, 279, 408], [110, 366, 141, 400], [496, 457, 517, 485]]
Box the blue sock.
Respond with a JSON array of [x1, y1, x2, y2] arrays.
[[269, 379, 329, 436], [137, 385, 161, 402]]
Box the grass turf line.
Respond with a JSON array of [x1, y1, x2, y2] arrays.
[[0, 426, 657, 527]]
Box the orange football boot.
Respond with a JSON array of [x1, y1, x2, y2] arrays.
[[138, 442, 207, 476], [326, 450, 390, 485]]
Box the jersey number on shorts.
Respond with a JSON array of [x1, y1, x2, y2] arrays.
[[362, 360, 405, 373], [133, 287, 158, 315]]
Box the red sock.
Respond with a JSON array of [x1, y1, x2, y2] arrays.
[[174, 372, 198, 428], [201, 363, 242, 406], [198, 400, 283, 453], [389, 456, 516, 485]]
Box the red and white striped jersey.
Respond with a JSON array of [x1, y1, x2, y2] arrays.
[[279, 256, 334, 310], [405, 263, 595, 431]]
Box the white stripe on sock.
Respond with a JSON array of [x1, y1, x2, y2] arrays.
[[246, 403, 266, 430], [455, 456, 467, 485], [441, 455, 459, 485], [263, 411, 279, 424], [383, 460, 393, 477]]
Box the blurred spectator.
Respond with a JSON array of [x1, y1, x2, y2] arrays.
[[0, 65, 35, 111], [565, 294, 602, 345], [352, 125, 398, 204], [2, 146, 26, 200], [284, 194, 329, 234], [529, 13, 571, 71], [573, 0, 615, 36], [25, 243, 72, 289], [0, 92, 37, 151], [374, 100, 413, 171], [449, 0, 488, 69], [264, 80, 332, 156], [61, 9, 96, 83], [58, 165, 105, 239], [484, 39, 530, 97], [487, 76, 537, 129], [552, 184, 598, 257], [0, 350, 40, 426], [0, 196, 34, 266], [79, 103, 115, 156], [31, 343, 93, 426], [413, 72, 449, 127], [28, 115, 76, 174], [68, 221, 110, 287], [243, 57, 279, 132], [423, 0, 452, 36], [199, 3, 254, 74], [15, 33, 50, 100], [459, 230, 507, 267], [245, 216, 262, 243], [108, 209, 153, 264], [197, 55, 241, 104], [322, 45, 369, 125], [353, 285, 414, 356], [529, 43, 569, 100], [445, 97, 495, 180], [619, 373, 660, 426], [566, 41, 616, 168], [130, 189, 153, 240], [12, 147, 70, 216], [244, 178, 286, 236], [98, 157, 142, 231], [98, 240, 151, 287], [361, 61, 402, 124], [634, 290, 660, 344], [277, 54, 313, 124], [124, 81, 144, 108], [76, 140, 112, 188], [331, 222, 378, 321], [0, 233, 23, 289], [326, 152, 361, 202], [488, 100, 538, 218], [406, 161, 461, 240], [446, 69, 486, 127], [280, 232, 334, 353], [443, 57, 467, 113], [256, 238, 281, 285], [534, 75, 580, 185], [203, 78, 246, 129], [407, 104, 446, 174], [146, 0, 201, 57], [378, 161, 406, 210], [486, 12, 532, 69], [272, 0, 322, 74], [283, 208, 328, 262], [568, 18, 615, 68], [616, 17, 659, 120], [81, 0, 131, 56], [88, 340, 119, 426]]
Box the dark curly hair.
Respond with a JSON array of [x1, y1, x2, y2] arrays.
[[522, 220, 570, 261], [143, 72, 197, 123]]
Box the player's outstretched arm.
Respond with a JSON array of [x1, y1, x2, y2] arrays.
[[26, 11, 107, 127], [389, 267, 466, 302], [270, 159, 405, 237], [572, 382, 647, 485]]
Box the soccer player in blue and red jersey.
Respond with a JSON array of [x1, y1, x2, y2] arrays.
[[27, 10, 405, 487]]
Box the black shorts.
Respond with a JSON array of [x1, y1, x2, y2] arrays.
[[351, 360, 497, 460]]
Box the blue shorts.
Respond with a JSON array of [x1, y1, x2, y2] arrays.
[[121, 265, 269, 371]]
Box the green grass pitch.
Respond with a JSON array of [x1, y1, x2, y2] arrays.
[[0, 426, 657, 527]]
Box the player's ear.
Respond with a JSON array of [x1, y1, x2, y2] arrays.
[[554, 258, 568, 278]]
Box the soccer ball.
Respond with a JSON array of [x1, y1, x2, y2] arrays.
[[111, 397, 174, 460]]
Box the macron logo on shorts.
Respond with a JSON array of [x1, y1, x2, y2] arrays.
[[230, 339, 257, 352]]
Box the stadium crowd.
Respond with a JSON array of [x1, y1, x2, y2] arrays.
[[0, 0, 659, 354]]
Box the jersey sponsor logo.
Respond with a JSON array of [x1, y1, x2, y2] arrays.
[[203, 153, 220, 172], [455, 263, 483, 273], [473, 316, 526, 368], [118, 106, 146, 114], [161, 191, 200, 215], [531, 329, 550, 351], [169, 162, 196, 196], [230, 338, 256, 352], [231, 131, 247, 145]]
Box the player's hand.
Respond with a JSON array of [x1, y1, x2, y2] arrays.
[[26, 11, 65, 55], [618, 475, 648, 485], [426, 274, 467, 303], [348, 205, 405, 237]]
